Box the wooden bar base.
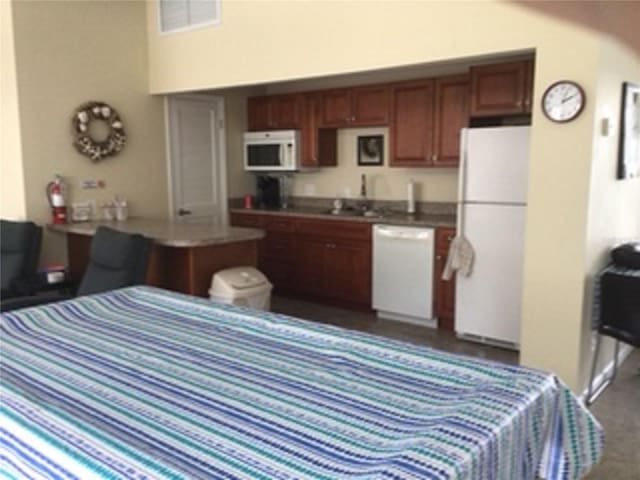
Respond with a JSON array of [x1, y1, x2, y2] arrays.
[[67, 233, 258, 297]]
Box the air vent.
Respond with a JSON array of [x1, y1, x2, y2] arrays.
[[159, 0, 220, 33]]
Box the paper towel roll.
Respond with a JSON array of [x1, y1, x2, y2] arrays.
[[407, 179, 415, 214]]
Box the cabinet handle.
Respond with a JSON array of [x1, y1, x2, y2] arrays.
[[351, 115, 356, 122], [432, 154, 437, 162], [516, 100, 523, 107], [436, 255, 442, 260]]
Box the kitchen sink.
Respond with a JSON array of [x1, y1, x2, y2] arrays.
[[323, 208, 383, 218]]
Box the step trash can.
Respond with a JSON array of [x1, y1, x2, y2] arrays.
[[209, 267, 273, 310]]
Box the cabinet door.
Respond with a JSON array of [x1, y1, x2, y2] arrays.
[[325, 240, 371, 305], [247, 96, 272, 130], [433, 75, 469, 167], [352, 85, 389, 126], [300, 93, 337, 168], [434, 227, 456, 331], [271, 94, 302, 129], [389, 80, 435, 167], [469, 61, 528, 117], [320, 89, 352, 127], [523, 59, 534, 113], [294, 237, 327, 296]]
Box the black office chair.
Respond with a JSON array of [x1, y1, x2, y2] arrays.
[[586, 266, 640, 405], [1, 219, 42, 302], [1, 226, 151, 312]]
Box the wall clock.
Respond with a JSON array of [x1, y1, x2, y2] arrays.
[[542, 80, 586, 123]]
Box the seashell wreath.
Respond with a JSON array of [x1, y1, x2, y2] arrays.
[[72, 101, 126, 161]]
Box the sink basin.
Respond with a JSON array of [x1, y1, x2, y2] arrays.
[[323, 208, 383, 218]]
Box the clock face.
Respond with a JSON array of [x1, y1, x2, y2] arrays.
[[542, 81, 585, 122]]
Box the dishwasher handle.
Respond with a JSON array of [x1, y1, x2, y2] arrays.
[[374, 225, 433, 241]]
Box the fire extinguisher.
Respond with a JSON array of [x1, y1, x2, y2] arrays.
[[46, 175, 67, 224]]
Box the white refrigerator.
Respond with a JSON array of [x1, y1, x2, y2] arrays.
[[455, 126, 530, 349]]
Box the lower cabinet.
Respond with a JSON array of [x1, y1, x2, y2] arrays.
[[434, 227, 456, 331], [230, 213, 371, 308]]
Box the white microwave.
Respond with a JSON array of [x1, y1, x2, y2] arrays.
[[244, 130, 300, 172]]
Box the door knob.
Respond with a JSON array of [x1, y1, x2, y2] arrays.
[[177, 208, 192, 216]]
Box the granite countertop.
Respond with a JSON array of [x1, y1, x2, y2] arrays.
[[230, 206, 457, 228], [48, 218, 265, 248]]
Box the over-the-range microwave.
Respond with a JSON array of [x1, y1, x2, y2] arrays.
[[244, 130, 300, 172]]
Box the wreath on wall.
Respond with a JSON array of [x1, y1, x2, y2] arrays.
[[72, 101, 126, 162]]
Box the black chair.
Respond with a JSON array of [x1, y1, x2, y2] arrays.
[[1, 220, 42, 301], [586, 267, 640, 405], [1, 226, 151, 312]]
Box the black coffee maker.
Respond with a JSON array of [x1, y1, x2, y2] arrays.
[[256, 175, 280, 209]]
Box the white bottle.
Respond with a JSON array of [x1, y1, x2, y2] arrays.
[[407, 179, 415, 214]]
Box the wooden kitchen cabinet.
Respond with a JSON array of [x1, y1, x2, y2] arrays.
[[390, 76, 469, 168], [434, 226, 456, 331], [295, 219, 371, 307], [247, 94, 302, 130], [299, 93, 337, 168], [469, 60, 534, 117], [433, 75, 469, 167], [389, 80, 436, 167], [320, 85, 389, 127]]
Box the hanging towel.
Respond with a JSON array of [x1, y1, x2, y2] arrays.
[[442, 236, 475, 280]]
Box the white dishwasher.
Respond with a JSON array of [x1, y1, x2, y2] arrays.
[[372, 224, 436, 327]]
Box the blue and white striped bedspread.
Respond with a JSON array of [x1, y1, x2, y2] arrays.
[[1, 286, 602, 479]]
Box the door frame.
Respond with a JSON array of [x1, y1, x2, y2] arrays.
[[164, 94, 228, 224]]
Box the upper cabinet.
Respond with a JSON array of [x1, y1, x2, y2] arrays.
[[247, 94, 302, 130], [389, 74, 469, 167], [433, 74, 470, 166], [469, 60, 534, 117], [320, 85, 389, 127], [389, 80, 436, 167], [299, 93, 337, 168]]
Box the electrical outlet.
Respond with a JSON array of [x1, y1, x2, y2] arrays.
[[304, 183, 316, 196], [81, 178, 98, 189], [343, 187, 352, 198]]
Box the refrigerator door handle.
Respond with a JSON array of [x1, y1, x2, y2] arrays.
[[457, 129, 469, 236]]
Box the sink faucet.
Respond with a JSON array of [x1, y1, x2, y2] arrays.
[[357, 174, 371, 211], [360, 173, 367, 199]]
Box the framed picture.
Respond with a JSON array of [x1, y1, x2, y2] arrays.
[[618, 81, 640, 179], [357, 135, 384, 166]]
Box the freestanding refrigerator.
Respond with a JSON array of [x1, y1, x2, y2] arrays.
[[455, 126, 530, 350]]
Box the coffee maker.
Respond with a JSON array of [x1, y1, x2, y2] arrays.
[[256, 175, 280, 209]]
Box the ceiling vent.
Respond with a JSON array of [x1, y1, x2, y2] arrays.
[[159, 0, 220, 33]]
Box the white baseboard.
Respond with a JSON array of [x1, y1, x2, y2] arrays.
[[580, 343, 634, 404]]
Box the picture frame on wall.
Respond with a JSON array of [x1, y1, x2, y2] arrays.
[[618, 81, 640, 179], [357, 135, 384, 166]]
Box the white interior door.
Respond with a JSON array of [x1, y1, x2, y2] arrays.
[[167, 96, 227, 223]]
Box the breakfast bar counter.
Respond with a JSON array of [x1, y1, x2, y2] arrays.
[[49, 218, 265, 297]]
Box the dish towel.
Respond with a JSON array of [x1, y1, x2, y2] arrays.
[[442, 236, 475, 280]]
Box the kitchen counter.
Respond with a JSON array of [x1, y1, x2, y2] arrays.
[[229, 206, 457, 228], [49, 218, 264, 297], [48, 218, 264, 247]]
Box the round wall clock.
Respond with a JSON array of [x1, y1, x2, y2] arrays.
[[541, 80, 586, 123]]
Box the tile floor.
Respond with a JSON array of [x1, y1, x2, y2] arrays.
[[271, 295, 640, 479]]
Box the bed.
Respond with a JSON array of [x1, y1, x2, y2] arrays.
[[1, 286, 602, 479]]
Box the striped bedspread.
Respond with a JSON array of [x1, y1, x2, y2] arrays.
[[1, 286, 602, 479]]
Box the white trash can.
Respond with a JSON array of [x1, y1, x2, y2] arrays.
[[209, 267, 273, 310]]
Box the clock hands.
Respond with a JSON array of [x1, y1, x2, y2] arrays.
[[561, 94, 577, 104]]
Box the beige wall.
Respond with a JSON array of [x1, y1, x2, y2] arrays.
[[579, 37, 640, 389], [144, 1, 639, 392], [0, 1, 27, 220], [12, 0, 168, 263], [289, 127, 458, 202]]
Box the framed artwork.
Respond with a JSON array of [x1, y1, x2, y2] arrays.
[[357, 135, 384, 166], [618, 81, 640, 179]]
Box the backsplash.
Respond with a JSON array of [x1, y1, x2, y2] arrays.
[[229, 196, 457, 216], [289, 127, 459, 203]]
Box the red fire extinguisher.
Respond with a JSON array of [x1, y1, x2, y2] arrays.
[[46, 175, 67, 224]]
